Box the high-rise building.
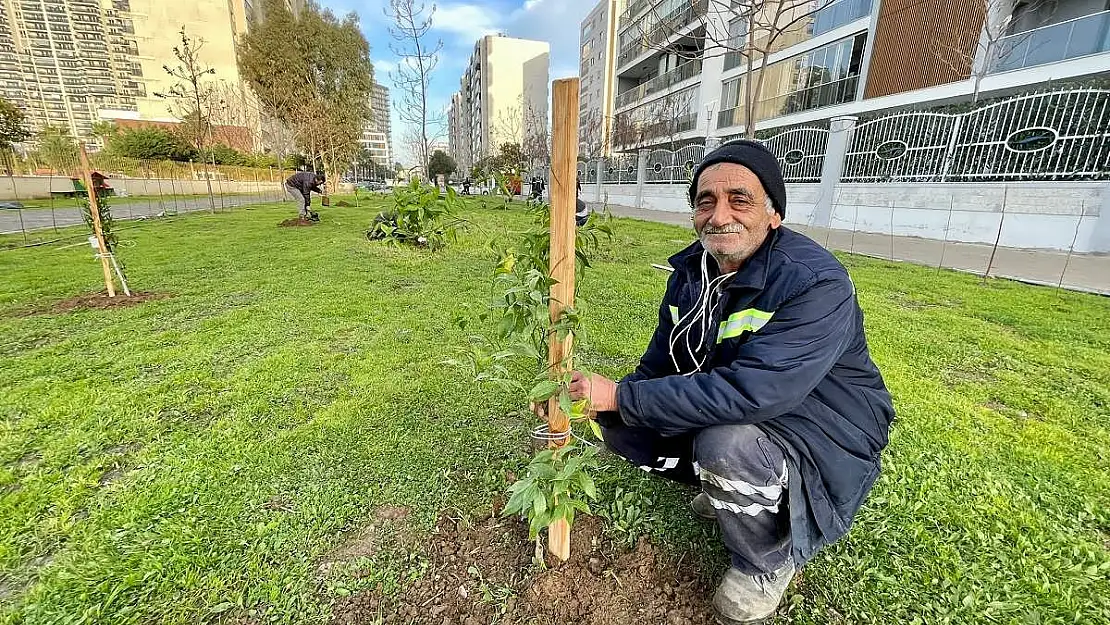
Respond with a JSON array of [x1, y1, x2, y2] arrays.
[[448, 35, 550, 173], [0, 0, 285, 145], [578, 0, 625, 157], [360, 80, 392, 168], [605, 0, 1110, 151]]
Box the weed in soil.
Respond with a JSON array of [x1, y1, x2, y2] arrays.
[[279, 217, 317, 227], [331, 513, 716, 625]]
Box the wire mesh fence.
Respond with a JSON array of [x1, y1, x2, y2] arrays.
[[1, 153, 296, 247]]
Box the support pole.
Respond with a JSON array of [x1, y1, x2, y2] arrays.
[[546, 77, 580, 562], [79, 144, 116, 297]]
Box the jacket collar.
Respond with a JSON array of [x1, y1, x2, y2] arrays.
[[667, 227, 782, 292]]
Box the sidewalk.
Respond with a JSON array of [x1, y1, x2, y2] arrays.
[[593, 203, 1110, 296]]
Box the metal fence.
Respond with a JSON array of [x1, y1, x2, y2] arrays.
[[588, 88, 1109, 186], [843, 89, 1110, 182], [1, 152, 303, 247]]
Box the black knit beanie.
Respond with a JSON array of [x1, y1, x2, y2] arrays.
[[688, 139, 787, 218]]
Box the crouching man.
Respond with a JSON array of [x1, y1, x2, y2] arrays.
[[285, 170, 326, 220], [569, 140, 895, 624]]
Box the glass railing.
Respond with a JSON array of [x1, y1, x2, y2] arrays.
[[717, 75, 858, 128], [619, 0, 657, 29], [617, 0, 708, 69], [722, 0, 871, 71], [615, 59, 702, 108], [812, 0, 872, 36], [990, 10, 1110, 73], [639, 112, 699, 142]]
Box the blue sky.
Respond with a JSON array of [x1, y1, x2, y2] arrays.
[[318, 0, 595, 165]]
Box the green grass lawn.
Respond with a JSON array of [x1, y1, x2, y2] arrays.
[[1, 198, 1108, 624]]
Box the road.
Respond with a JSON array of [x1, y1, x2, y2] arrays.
[[0, 193, 284, 235], [594, 203, 1110, 296]]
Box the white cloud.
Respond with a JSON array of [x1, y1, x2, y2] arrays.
[[373, 59, 397, 75], [432, 3, 503, 42]]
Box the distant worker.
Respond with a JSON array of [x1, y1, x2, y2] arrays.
[[530, 175, 545, 202], [575, 174, 589, 226], [285, 170, 326, 220]]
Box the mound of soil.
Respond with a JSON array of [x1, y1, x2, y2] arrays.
[[335, 200, 354, 207], [279, 217, 317, 227], [52, 291, 167, 313], [331, 512, 716, 625]]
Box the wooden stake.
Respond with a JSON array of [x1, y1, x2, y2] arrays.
[[78, 144, 116, 298], [546, 77, 580, 562]]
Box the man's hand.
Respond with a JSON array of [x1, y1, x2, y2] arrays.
[[568, 371, 618, 414]]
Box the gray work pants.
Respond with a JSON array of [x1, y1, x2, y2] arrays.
[[601, 422, 792, 575], [285, 185, 308, 216]]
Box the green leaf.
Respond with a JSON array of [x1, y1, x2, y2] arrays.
[[588, 419, 603, 440], [528, 380, 560, 402], [576, 472, 597, 499], [558, 390, 572, 417]]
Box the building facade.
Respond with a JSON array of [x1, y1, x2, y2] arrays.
[[447, 35, 550, 173], [0, 0, 273, 145], [602, 0, 1110, 151], [359, 80, 392, 167], [578, 0, 626, 158]]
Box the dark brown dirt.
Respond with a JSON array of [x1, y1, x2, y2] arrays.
[[330, 512, 716, 625], [279, 217, 317, 227], [49, 291, 167, 314], [335, 200, 354, 207]]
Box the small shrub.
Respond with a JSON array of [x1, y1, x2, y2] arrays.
[[367, 179, 462, 251]]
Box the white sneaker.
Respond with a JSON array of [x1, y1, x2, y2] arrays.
[[712, 561, 795, 624]]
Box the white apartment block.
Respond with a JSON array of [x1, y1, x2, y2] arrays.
[[448, 35, 550, 173], [578, 0, 626, 157], [360, 81, 392, 167], [598, 0, 1110, 151]]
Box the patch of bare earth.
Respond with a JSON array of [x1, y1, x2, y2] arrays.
[[279, 217, 316, 227], [330, 511, 715, 625]]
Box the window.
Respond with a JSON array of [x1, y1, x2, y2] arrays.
[[718, 32, 866, 127]]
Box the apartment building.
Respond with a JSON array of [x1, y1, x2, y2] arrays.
[[603, 0, 1110, 150], [447, 35, 550, 173], [578, 0, 626, 157], [359, 81, 392, 167], [0, 0, 293, 144]]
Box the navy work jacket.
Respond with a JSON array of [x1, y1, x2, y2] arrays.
[[615, 226, 895, 563]]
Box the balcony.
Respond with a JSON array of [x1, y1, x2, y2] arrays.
[[812, 0, 873, 36], [618, 0, 656, 30], [616, 59, 702, 108], [989, 10, 1110, 73], [617, 0, 708, 70], [723, 0, 872, 71], [718, 74, 858, 128]]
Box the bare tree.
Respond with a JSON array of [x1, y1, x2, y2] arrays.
[[632, 0, 834, 138], [934, 0, 1053, 103], [389, 0, 444, 171], [495, 96, 551, 172], [522, 102, 551, 171], [578, 109, 607, 160], [155, 27, 217, 211]]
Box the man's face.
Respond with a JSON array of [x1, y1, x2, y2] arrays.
[[692, 163, 782, 272]]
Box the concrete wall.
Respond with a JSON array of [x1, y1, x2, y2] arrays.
[[594, 180, 1109, 252], [0, 176, 279, 200]]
